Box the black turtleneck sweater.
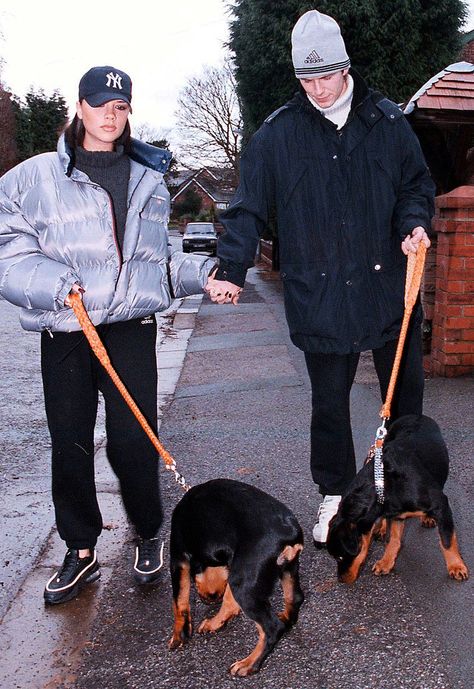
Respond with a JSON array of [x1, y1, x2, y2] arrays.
[[74, 146, 131, 252]]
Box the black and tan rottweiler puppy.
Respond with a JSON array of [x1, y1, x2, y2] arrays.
[[168, 478, 304, 676], [327, 414, 469, 584]]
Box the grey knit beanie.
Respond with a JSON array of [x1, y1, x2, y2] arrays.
[[291, 10, 350, 79]]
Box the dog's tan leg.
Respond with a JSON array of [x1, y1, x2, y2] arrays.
[[276, 542, 304, 626], [230, 623, 266, 676], [169, 561, 192, 649], [340, 527, 375, 584], [439, 532, 469, 581], [278, 571, 297, 625], [373, 519, 405, 575], [373, 517, 388, 540], [276, 543, 303, 565], [198, 583, 241, 633]]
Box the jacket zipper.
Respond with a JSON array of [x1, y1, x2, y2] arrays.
[[73, 177, 123, 268], [105, 190, 123, 272]]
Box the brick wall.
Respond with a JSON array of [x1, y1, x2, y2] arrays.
[[426, 186, 474, 376], [189, 182, 214, 211], [459, 40, 474, 64]]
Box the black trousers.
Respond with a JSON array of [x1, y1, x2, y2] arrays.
[[304, 325, 424, 496], [41, 317, 163, 550]]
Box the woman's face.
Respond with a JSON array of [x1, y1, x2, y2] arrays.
[[76, 99, 130, 151]]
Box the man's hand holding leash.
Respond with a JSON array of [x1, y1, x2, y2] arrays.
[[401, 226, 431, 255]]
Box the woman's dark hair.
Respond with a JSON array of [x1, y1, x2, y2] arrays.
[[63, 110, 132, 154]]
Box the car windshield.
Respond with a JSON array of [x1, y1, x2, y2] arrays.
[[186, 225, 215, 235]]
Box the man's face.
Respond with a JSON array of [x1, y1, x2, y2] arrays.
[[300, 69, 349, 108]]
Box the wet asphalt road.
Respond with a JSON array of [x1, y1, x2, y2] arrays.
[[0, 259, 473, 689], [0, 299, 52, 620]]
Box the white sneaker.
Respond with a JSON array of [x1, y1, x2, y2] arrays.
[[312, 495, 342, 547]]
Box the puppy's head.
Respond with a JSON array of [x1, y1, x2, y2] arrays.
[[326, 513, 363, 583]]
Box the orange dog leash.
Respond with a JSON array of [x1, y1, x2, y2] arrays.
[[69, 293, 190, 492], [380, 243, 427, 420], [370, 244, 427, 502]]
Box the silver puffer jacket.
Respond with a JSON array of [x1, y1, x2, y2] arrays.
[[0, 135, 214, 332]]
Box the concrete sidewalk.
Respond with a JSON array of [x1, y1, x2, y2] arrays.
[[1, 265, 473, 689]]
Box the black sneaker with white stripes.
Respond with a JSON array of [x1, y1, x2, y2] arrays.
[[44, 549, 100, 605], [133, 537, 164, 585]]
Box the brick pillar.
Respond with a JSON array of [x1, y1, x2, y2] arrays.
[[429, 185, 474, 377]]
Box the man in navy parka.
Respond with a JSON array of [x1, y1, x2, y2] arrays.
[[206, 10, 435, 545]]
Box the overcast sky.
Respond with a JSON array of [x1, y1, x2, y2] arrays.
[[1, 0, 474, 147], [0, 0, 230, 145]]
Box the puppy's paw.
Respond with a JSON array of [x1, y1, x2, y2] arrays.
[[168, 620, 193, 649], [168, 634, 184, 650], [448, 562, 469, 581], [372, 559, 394, 576], [420, 515, 436, 529], [198, 617, 223, 634], [229, 658, 258, 676]]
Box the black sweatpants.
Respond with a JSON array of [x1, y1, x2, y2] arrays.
[[304, 325, 424, 496], [41, 317, 163, 550]]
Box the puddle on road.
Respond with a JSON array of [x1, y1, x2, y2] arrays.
[[0, 492, 129, 689]]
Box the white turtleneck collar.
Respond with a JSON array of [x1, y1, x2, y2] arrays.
[[307, 74, 354, 130]]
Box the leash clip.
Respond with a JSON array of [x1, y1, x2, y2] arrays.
[[375, 420, 387, 442], [373, 420, 387, 504]]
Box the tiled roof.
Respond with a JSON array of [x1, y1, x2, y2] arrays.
[[168, 169, 194, 187], [403, 62, 474, 114], [171, 166, 237, 203]]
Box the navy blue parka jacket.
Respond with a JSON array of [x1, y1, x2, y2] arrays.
[[216, 71, 435, 354]]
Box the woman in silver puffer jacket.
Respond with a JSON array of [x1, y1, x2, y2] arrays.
[[0, 65, 215, 605]]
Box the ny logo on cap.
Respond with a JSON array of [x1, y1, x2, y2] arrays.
[[106, 72, 123, 89], [304, 50, 324, 64]]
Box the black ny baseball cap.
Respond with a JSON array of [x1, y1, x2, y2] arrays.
[[78, 66, 132, 108]]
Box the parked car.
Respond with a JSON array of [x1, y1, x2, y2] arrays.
[[182, 222, 218, 255]]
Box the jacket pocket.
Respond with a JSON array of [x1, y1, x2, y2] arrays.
[[368, 251, 406, 331], [139, 194, 169, 223], [280, 261, 342, 338]]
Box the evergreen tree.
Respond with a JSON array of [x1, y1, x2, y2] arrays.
[[12, 99, 33, 162], [0, 82, 17, 174], [230, 0, 302, 138], [16, 89, 68, 160], [229, 0, 468, 137], [173, 188, 203, 219]]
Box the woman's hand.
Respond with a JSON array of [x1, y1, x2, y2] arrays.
[[205, 269, 242, 305], [64, 283, 85, 307]]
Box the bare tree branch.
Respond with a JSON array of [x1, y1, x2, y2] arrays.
[[134, 122, 172, 144], [175, 57, 242, 175]]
